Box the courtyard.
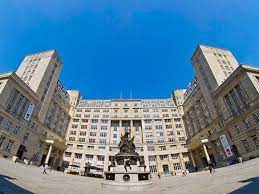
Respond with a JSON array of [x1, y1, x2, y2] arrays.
[[0, 158, 259, 194]]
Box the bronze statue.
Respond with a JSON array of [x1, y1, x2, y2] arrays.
[[115, 130, 141, 166]]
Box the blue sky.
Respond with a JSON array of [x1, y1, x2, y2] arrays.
[[0, 0, 259, 99]]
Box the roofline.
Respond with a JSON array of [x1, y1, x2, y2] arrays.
[[79, 98, 174, 101], [0, 72, 39, 101], [24, 49, 56, 57], [213, 64, 259, 96]]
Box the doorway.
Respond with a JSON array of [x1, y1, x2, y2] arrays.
[[162, 165, 169, 174]]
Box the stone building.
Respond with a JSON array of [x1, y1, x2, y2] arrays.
[[183, 45, 259, 170], [63, 90, 190, 176], [0, 50, 70, 169], [214, 65, 259, 160]]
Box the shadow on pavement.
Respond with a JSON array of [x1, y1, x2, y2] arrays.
[[229, 177, 259, 194], [0, 174, 33, 194]]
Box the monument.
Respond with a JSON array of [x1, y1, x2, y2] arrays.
[[102, 131, 152, 191]]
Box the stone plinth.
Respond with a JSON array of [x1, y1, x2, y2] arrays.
[[102, 165, 152, 191]]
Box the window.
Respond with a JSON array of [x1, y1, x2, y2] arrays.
[[253, 113, 259, 122], [175, 124, 182, 128], [158, 139, 165, 143], [173, 163, 181, 170], [165, 125, 172, 129], [0, 136, 6, 148], [98, 146, 105, 152], [64, 152, 72, 157], [167, 131, 174, 136], [100, 119, 108, 124], [67, 144, 73, 149], [182, 152, 189, 158], [244, 119, 251, 128], [113, 134, 117, 138], [81, 125, 87, 129], [97, 155, 105, 161], [170, 145, 177, 149], [79, 138, 85, 142], [101, 126, 108, 130], [72, 119, 79, 122], [149, 165, 157, 173], [146, 132, 153, 137], [75, 153, 82, 159], [178, 137, 185, 141], [147, 147, 155, 151], [159, 146, 166, 151], [159, 155, 168, 160], [86, 154, 93, 160], [6, 140, 14, 151], [155, 125, 163, 130], [242, 140, 250, 151], [145, 126, 152, 130], [13, 126, 20, 134], [89, 138, 95, 143], [72, 124, 78, 129], [87, 146, 94, 151], [91, 125, 97, 130], [171, 153, 179, 159], [100, 132, 107, 137], [144, 119, 152, 124], [146, 139, 154, 144], [91, 119, 98, 123], [99, 139, 106, 144], [136, 147, 144, 152], [234, 125, 241, 134], [82, 119, 88, 123], [90, 132, 96, 136], [80, 131, 87, 136], [148, 156, 156, 161], [168, 138, 175, 142], [76, 145, 83, 150], [156, 132, 164, 137], [174, 118, 181, 122], [69, 137, 75, 141]]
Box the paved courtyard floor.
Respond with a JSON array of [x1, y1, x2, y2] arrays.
[[0, 157, 259, 194]]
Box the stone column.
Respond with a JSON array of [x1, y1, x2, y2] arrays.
[[130, 120, 133, 135], [202, 144, 211, 164], [189, 151, 196, 168], [179, 153, 186, 172], [119, 120, 122, 135], [45, 144, 53, 164]]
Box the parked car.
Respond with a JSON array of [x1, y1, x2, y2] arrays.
[[65, 164, 83, 175]]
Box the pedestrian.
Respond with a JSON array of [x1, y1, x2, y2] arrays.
[[42, 164, 48, 175], [14, 156, 17, 164], [182, 170, 187, 177], [158, 172, 163, 179], [238, 156, 243, 163], [208, 163, 215, 173]]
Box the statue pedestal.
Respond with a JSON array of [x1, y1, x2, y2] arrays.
[[102, 165, 152, 191]]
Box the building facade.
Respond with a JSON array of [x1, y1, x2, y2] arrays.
[[0, 50, 70, 169], [183, 45, 259, 170], [63, 90, 190, 176]]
